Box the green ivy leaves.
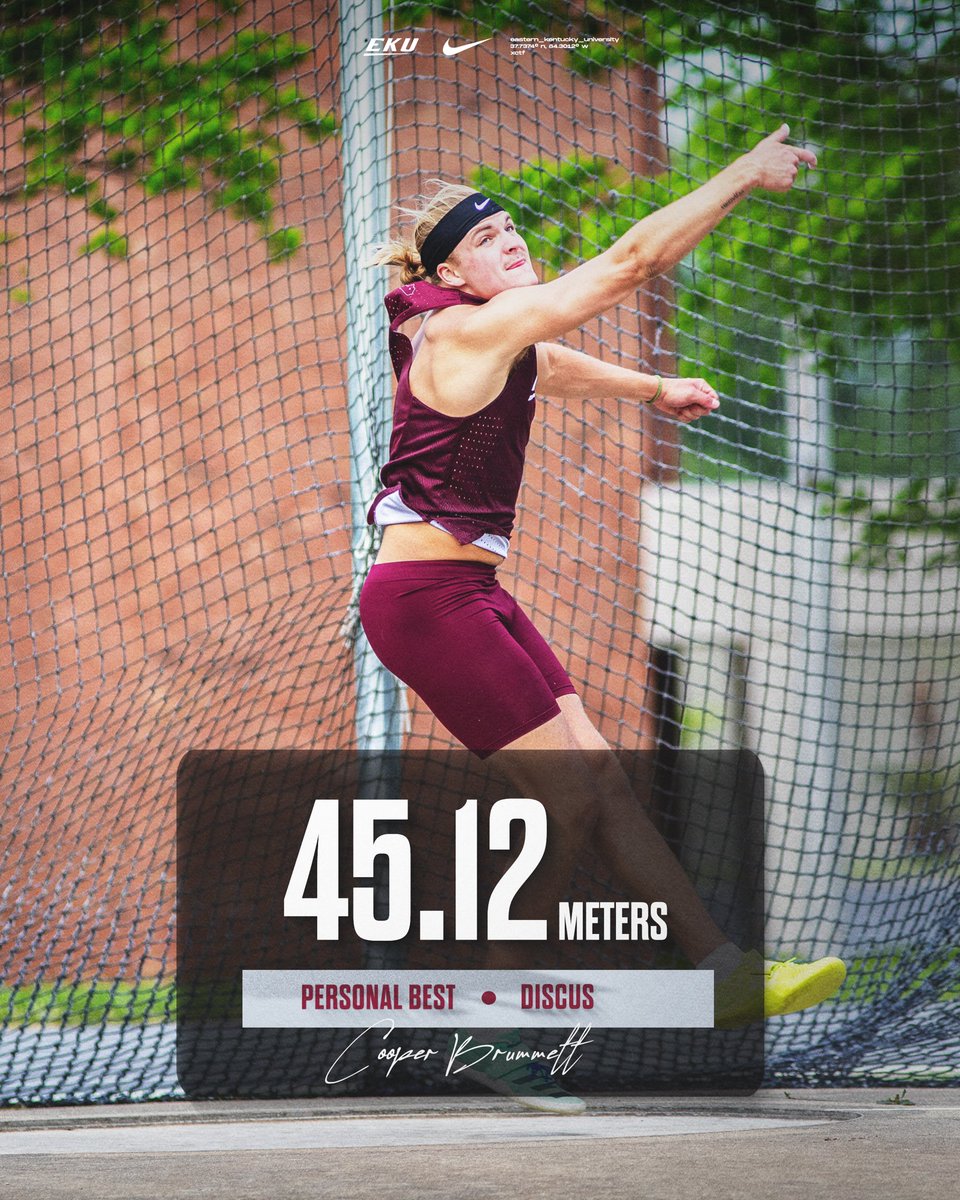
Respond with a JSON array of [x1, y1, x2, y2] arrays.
[[818, 478, 960, 570], [1, 7, 337, 263]]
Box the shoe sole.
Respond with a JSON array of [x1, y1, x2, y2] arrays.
[[715, 957, 848, 1027], [461, 1065, 587, 1114], [767, 957, 847, 1017]]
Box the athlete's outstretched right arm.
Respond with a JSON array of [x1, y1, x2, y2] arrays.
[[464, 125, 816, 353]]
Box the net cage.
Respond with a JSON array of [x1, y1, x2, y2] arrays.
[[1, 0, 958, 1103]]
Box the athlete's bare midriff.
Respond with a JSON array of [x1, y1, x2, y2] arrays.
[[374, 522, 503, 566]]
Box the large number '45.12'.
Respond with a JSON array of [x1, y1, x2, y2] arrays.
[[283, 797, 548, 942]]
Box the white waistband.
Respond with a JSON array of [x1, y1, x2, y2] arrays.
[[371, 489, 509, 558]]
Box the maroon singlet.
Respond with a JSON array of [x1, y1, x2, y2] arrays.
[[367, 281, 538, 546]]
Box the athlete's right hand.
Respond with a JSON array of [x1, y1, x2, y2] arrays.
[[654, 377, 719, 423], [743, 124, 817, 192]]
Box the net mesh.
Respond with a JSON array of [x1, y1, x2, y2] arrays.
[[1, 0, 958, 1103]]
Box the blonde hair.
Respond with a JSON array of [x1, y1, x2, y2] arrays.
[[369, 180, 475, 283]]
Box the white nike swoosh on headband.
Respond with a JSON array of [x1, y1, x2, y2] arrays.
[[474, 198, 491, 210], [442, 37, 492, 57]]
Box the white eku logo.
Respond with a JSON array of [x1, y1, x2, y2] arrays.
[[363, 35, 419, 56]]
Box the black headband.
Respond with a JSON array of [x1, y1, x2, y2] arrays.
[[419, 193, 505, 276]]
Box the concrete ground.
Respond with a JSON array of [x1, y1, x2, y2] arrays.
[[1, 1089, 957, 1200]]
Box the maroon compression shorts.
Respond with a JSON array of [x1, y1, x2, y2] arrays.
[[359, 560, 577, 757]]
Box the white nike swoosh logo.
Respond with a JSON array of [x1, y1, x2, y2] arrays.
[[474, 198, 490, 210], [442, 37, 492, 57]]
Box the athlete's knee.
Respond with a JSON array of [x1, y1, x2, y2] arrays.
[[555, 694, 611, 753], [587, 745, 627, 785], [524, 698, 633, 806], [494, 743, 602, 839]]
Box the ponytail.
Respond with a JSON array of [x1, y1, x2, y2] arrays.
[[368, 179, 475, 283], [370, 239, 429, 285]]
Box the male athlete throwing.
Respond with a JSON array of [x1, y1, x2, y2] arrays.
[[361, 126, 846, 1112]]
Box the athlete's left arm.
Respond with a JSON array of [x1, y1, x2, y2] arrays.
[[536, 342, 720, 423]]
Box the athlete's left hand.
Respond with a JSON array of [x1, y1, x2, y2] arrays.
[[653, 377, 720, 423]]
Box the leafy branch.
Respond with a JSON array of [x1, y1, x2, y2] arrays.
[[818, 478, 960, 570], [0, 1, 336, 262], [471, 155, 663, 275]]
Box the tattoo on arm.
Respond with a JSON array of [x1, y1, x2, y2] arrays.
[[721, 188, 748, 210]]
